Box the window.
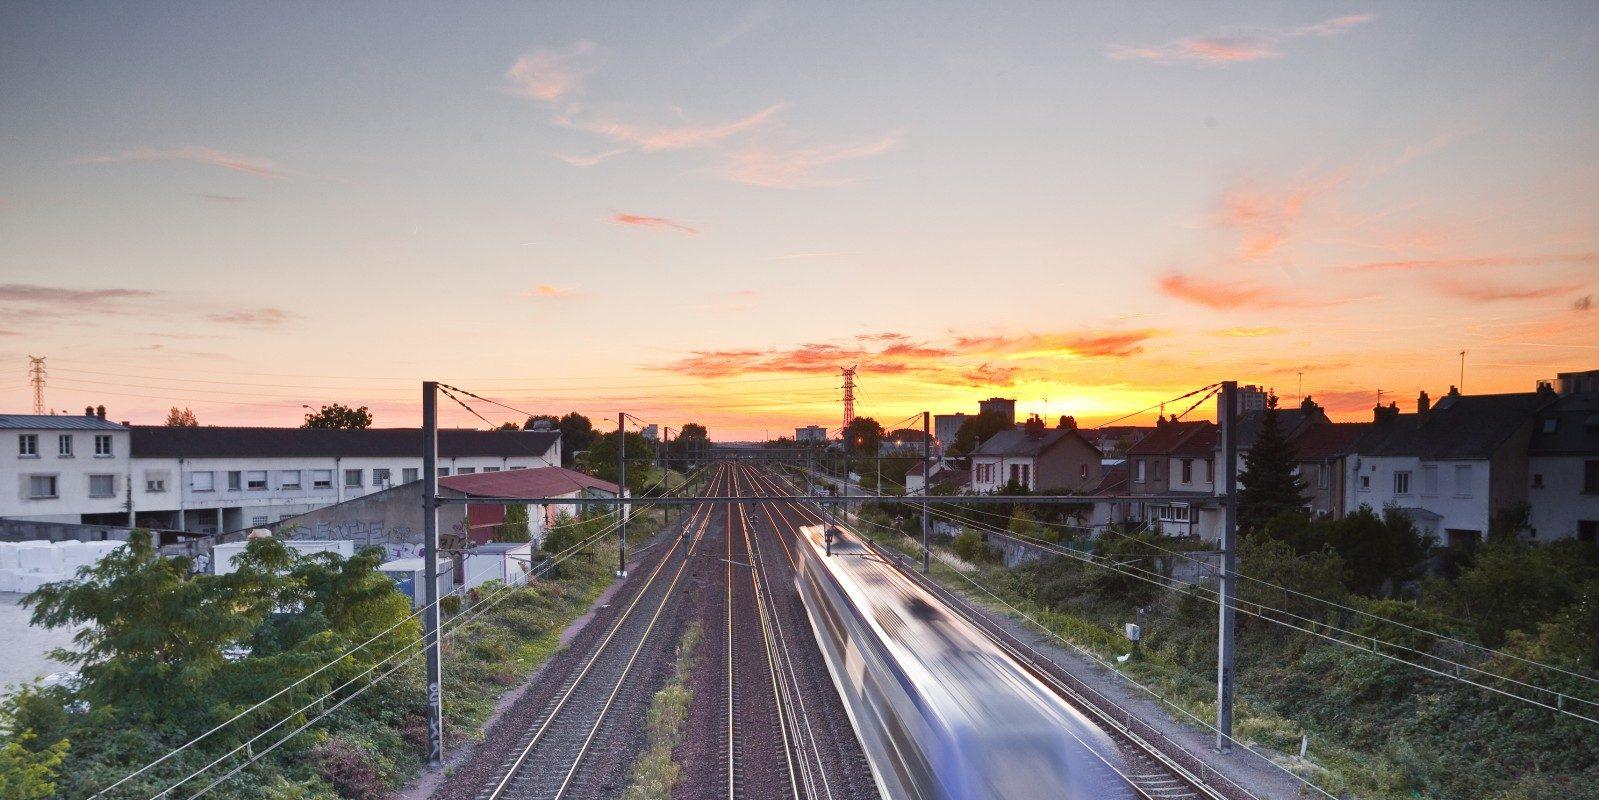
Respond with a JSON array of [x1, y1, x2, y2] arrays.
[[1135, 460, 1146, 483], [1153, 460, 1162, 480], [1006, 463, 1029, 487], [89, 474, 115, 498], [1079, 463, 1088, 480], [145, 474, 167, 492], [1532, 473, 1544, 489], [227, 470, 242, 491], [57, 435, 73, 457], [344, 469, 363, 488], [1394, 471, 1411, 495], [403, 468, 419, 483], [1359, 474, 1370, 490], [1316, 464, 1328, 490], [94, 434, 113, 456], [18, 434, 38, 457], [311, 469, 333, 489], [190, 471, 215, 492], [1579, 520, 1597, 544], [280, 470, 301, 490], [457, 467, 476, 475], [27, 475, 57, 498], [438, 467, 451, 477], [1181, 459, 1193, 484], [372, 468, 391, 486], [1422, 465, 1439, 496], [1542, 418, 1557, 434], [483, 467, 500, 473], [1153, 504, 1190, 523], [1585, 461, 1599, 494], [1206, 459, 1214, 483], [1454, 464, 1474, 497], [250, 516, 269, 527], [246, 470, 268, 490]]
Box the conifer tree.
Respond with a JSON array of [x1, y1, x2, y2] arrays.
[[1236, 393, 1308, 533]]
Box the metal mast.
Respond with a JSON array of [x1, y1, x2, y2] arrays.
[[28, 356, 46, 415], [840, 365, 857, 431]]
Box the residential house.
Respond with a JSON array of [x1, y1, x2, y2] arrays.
[[1345, 386, 1556, 548], [1527, 388, 1599, 543], [969, 416, 1101, 493], [1127, 418, 1219, 538], [1292, 422, 1369, 519], [2, 408, 130, 523]]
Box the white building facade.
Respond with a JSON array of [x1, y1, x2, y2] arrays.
[[2, 412, 132, 523]]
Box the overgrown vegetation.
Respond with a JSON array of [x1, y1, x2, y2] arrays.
[[620, 621, 702, 800], [0, 529, 622, 799]]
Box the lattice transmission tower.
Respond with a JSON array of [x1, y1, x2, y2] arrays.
[[27, 356, 46, 415], [840, 365, 857, 432]]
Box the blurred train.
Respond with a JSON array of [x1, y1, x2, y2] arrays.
[[794, 524, 1140, 800]]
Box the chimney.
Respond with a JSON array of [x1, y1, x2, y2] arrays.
[[85, 405, 94, 417], [1447, 385, 1460, 397], [1374, 402, 1399, 424], [1417, 390, 1430, 415], [1058, 415, 1077, 430], [96, 405, 106, 420]]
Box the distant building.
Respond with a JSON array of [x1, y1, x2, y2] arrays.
[[970, 416, 1101, 493], [978, 397, 1017, 427], [932, 413, 967, 454], [641, 424, 659, 442], [795, 425, 828, 444], [880, 428, 935, 453], [1557, 369, 1599, 396], [1527, 384, 1599, 543], [1128, 419, 1219, 539]]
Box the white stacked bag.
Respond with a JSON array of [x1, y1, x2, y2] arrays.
[[0, 539, 126, 594]]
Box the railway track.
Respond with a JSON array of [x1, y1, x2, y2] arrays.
[[472, 465, 726, 800], [750, 464, 1249, 800]]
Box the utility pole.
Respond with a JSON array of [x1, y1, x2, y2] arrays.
[[921, 411, 931, 574], [1216, 380, 1239, 753], [27, 356, 46, 415], [617, 413, 627, 578], [1459, 350, 1467, 393], [420, 381, 444, 768], [661, 428, 672, 524]]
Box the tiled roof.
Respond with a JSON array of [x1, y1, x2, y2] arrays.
[[0, 414, 128, 431], [129, 426, 560, 459], [441, 467, 617, 499], [1128, 421, 1213, 456], [1366, 391, 1555, 459], [1171, 426, 1218, 457], [1092, 463, 1128, 495], [973, 427, 1091, 458], [1233, 406, 1326, 450], [1528, 393, 1599, 456], [1294, 423, 1369, 460]]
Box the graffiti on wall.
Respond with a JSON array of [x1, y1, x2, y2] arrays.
[[290, 520, 422, 560]]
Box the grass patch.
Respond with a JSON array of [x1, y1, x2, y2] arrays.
[[620, 621, 702, 800]]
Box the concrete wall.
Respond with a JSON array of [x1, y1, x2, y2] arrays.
[[2, 428, 131, 520], [271, 482, 466, 561], [1528, 455, 1599, 541]]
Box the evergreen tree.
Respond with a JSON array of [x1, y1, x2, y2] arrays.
[[1236, 393, 1308, 533]]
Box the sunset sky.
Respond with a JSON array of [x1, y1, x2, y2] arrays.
[[2, 3, 1596, 439]]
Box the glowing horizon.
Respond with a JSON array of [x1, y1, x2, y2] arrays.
[[2, 5, 1594, 439]]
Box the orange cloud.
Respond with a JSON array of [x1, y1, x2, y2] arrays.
[[577, 104, 784, 152], [1430, 277, 1587, 303], [1108, 14, 1372, 65], [1158, 272, 1316, 310], [503, 42, 594, 102], [611, 213, 698, 236], [79, 146, 284, 179], [524, 284, 576, 299], [1345, 253, 1599, 272], [1220, 173, 1343, 261]]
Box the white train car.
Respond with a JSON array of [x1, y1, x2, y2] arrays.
[[794, 523, 1139, 800]]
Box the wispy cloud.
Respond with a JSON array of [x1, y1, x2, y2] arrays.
[[711, 4, 774, 49], [1158, 273, 1320, 310], [1577, 295, 1593, 312], [523, 284, 577, 299], [196, 193, 248, 203], [611, 212, 699, 236], [1108, 13, 1373, 65], [1219, 172, 1344, 261], [1345, 252, 1599, 272], [1210, 326, 1287, 337], [766, 251, 861, 261], [721, 134, 900, 188], [78, 147, 284, 179], [0, 284, 153, 304], [575, 104, 785, 152], [696, 289, 760, 312], [206, 308, 296, 325], [503, 41, 595, 102], [1430, 277, 1586, 303]]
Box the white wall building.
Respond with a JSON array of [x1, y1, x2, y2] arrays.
[[2, 411, 131, 523], [1526, 390, 1599, 543], [795, 425, 827, 444]]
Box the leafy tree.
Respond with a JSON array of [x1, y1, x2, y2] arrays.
[[947, 411, 1011, 458], [669, 422, 710, 467], [163, 407, 198, 427], [494, 504, 532, 543], [843, 416, 884, 457], [580, 429, 653, 492], [526, 412, 596, 466], [302, 403, 373, 429], [1236, 393, 1307, 533], [1435, 538, 1599, 647], [0, 730, 69, 800]]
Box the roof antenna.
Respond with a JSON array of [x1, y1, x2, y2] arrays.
[[1459, 350, 1466, 394]]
